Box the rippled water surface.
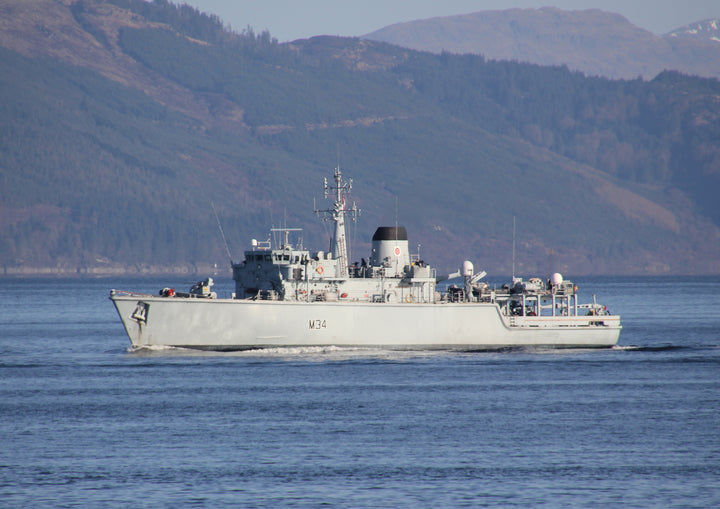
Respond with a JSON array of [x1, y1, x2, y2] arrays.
[[1, 276, 719, 507]]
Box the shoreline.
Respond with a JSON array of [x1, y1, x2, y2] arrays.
[[2, 265, 719, 278], [1, 264, 226, 278]]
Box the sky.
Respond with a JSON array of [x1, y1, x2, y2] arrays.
[[178, 0, 720, 42]]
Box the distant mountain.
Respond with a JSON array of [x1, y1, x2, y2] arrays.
[[364, 8, 720, 80], [666, 19, 720, 42], [1, 0, 719, 276]]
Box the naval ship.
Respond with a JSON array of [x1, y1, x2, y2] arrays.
[[110, 167, 621, 350]]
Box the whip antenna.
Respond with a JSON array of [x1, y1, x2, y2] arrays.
[[512, 216, 516, 280], [212, 202, 233, 265]]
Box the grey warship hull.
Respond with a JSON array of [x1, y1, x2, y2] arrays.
[[111, 293, 621, 350]]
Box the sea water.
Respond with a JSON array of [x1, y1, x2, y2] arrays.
[[1, 276, 719, 507]]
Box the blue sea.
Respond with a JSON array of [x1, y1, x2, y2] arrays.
[[1, 276, 719, 508]]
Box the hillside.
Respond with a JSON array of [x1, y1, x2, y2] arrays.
[[1, 0, 719, 276], [364, 8, 720, 80]]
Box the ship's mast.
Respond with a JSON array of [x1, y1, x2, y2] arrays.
[[316, 166, 358, 278]]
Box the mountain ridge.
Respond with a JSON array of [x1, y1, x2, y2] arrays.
[[667, 19, 720, 42], [364, 8, 720, 80]]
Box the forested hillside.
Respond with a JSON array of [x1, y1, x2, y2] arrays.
[[1, 0, 719, 276]]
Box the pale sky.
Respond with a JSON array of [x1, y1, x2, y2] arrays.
[[178, 0, 720, 42]]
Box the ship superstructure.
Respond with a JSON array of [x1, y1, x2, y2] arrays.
[[231, 166, 437, 306]]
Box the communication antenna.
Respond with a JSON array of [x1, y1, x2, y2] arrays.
[[394, 195, 399, 241], [547, 248, 554, 283], [211, 202, 233, 265], [512, 216, 516, 281]]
